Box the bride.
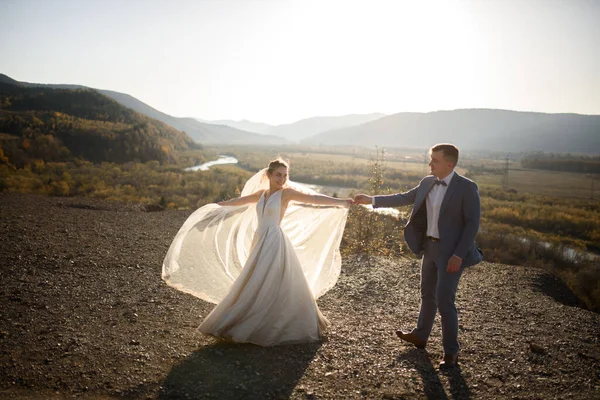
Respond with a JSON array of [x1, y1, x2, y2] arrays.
[[162, 158, 352, 346]]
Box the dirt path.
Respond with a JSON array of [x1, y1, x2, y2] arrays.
[[1, 194, 598, 399]]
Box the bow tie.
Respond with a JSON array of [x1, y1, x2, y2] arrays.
[[434, 179, 447, 186]]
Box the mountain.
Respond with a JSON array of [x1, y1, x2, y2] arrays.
[[265, 113, 386, 142], [0, 81, 199, 165], [97, 90, 284, 145], [198, 115, 387, 139], [304, 109, 600, 154], [195, 118, 274, 135], [0, 74, 282, 145]]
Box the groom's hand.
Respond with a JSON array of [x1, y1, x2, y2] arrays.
[[353, 194, 372, 205], [447, 255, 462, 273]]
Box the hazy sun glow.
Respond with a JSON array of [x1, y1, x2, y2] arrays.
[[1, 0, 598, 124]]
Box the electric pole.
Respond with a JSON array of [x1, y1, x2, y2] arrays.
[[502, 155, 509, 188]]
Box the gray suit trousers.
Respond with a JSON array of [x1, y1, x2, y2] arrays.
[[412, 238, 463, 355]]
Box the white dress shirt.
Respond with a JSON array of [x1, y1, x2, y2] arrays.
[[426, 170, 455, 239]]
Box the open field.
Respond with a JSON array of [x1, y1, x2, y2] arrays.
[[209, 146, 599, 200], [474, 167, 598, 199], [281, 150, 468, 177]]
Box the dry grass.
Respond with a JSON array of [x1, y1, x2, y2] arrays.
[[474, 167, 597, 199]]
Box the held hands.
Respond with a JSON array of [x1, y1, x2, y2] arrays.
[[353, 194, 373, 205], [341, 198, 354, 208]]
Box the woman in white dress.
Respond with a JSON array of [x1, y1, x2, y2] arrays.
[[162, 158, 352, 346]]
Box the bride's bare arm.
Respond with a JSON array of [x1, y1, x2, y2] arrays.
[[217, 190, 263, 206], [282, 188, 353, 207]]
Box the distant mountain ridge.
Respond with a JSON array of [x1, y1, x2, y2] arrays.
[[0, 74, 282, 145], [196, 118, 274, 135], [4, 74, 598, 153], [305, 109, 600, 154], [201, 113, 386, 142], [266, 113, 386, 142], [97, 90, 284, 145]]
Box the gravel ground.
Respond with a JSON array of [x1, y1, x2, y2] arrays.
[[1, 193, 598, 399]]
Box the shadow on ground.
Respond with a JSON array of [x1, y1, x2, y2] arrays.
[[397, 348, 471, 400], [159, 340, 321, 399], [530, 271, 588, 310]]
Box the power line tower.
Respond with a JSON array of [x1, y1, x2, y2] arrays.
[[586, 174, 595, 199], [502, 155, 509, 188]]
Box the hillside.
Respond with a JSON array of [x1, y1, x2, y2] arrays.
[[0, 193, 598, 399], [306, 109, 600, 154], [0, 74, 283, 146], [0, 82, 199, 165], [98, 89, 284, 145]]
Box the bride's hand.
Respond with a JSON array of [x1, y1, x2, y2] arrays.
[[342, 198, 354, 208]]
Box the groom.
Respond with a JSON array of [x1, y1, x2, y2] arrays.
[[354, 143, 482, 368]]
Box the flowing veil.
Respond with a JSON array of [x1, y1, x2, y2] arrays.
[[162, 168, 348, 304]]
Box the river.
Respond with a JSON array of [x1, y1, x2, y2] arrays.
[[185, 155, 239, 171]]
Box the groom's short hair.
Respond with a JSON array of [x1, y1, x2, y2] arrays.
[[430, 143, 459, 166]]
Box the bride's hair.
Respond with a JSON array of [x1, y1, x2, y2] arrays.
[[267, 157, 289, 175]]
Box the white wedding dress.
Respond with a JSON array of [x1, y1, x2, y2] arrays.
[[162, 169, 348, 346]]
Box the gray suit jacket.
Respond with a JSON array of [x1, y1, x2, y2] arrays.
[[374, 173, 483, 268]]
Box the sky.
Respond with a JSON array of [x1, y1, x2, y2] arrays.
[[1, 0, 599, 125]]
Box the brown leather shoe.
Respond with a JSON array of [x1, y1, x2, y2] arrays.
[[439, 353, 459, 369], [395, 331, 427, 349]]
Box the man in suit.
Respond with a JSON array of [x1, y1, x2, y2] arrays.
[[354, 143, 483, 368]]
